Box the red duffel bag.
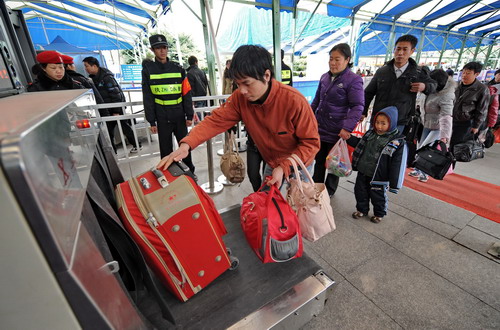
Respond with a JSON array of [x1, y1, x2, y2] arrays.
[[240, 181, 303, 263]]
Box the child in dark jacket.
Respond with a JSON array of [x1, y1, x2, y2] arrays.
[[347, 106, 408, 223]]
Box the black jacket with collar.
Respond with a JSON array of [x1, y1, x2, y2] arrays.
[[364, 58, 437, 126], [89, 67, 125, 115], [28, 72, 83, 92], [453, 79, 489, 129], [187, 64, 209, 97]]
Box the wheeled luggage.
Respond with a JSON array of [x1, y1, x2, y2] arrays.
[[116, 162, 237, 302], [240, 182, 303, 263]]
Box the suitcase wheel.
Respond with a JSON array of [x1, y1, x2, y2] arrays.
[[229, 256, 239, 270], [226, 247, 232, 256]]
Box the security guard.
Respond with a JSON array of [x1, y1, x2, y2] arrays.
[[280, 49, 293, 86], [142, 34, 196, 176]]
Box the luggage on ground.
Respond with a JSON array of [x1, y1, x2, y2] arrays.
[[453, 139, 484, 162], [240, 181, 303, 263], [116, 162, 237, 302]]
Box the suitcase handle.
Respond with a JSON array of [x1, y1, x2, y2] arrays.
[[152, 168, 169, 188]]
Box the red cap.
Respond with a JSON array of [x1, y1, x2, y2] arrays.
[[61, 54, 74, 65], [36, 51, 63, 64]]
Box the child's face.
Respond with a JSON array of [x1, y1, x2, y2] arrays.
[[374, 114, 390, 135]]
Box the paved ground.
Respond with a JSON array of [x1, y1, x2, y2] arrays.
[[119, 137, 500, 330]]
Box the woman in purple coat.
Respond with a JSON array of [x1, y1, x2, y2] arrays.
[[312, 43, 365, 196]]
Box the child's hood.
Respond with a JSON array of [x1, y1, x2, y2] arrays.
[[374, 106, 398, 132]]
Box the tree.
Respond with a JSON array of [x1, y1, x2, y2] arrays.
[[293, 55, 307, 76], [121, 30, 204, 68]]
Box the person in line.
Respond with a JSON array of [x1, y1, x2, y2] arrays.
[[450, 62, 489, 151], [222, 59, 236, 95], [61, 54, 106, 115], [348, 106, 407, 224], [141, 34, 196, 177], [28, 51, 83, 92], [157, 44, 320, 189], [280, 49, 293, 86], [83, 56, 142, 153], [186, 55, 209, 108], [408, 69, 455, 182], [485, 85, 499, 130], [363, 34, 437, 133], [487, 69, 500, 86], [311, 43, 364, 197]]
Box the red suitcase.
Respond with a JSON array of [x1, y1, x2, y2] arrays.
[[116, 163, 236, 302]]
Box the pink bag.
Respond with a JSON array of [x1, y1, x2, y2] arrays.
[[286, 154, 336, 242]]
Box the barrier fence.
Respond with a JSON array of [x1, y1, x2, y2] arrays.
[[76, 93, 240, 193]]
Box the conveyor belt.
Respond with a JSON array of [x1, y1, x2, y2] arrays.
[[162, 204, 323, 329]]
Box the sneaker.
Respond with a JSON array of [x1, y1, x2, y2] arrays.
[[408, 169, 420, 177], [418, 173, 428, 182], [130, 146, 143, 153]]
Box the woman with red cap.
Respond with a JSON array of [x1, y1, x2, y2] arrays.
[[28, 51, 83, 92]]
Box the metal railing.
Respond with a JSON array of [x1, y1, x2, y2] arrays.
[[76, 93, 244, 166]]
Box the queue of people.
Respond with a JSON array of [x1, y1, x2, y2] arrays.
[[156, 33, 497, 225], [28, 33, 497, 226]]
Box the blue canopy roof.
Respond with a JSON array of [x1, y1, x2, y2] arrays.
[[6, 0, 170, 50], [254, 0, 500, 56]]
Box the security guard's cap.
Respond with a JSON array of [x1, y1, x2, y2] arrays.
[[149, 34, 168, 48], [36, 51, 63, 64]]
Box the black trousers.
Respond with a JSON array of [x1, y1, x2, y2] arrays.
[[312, 140, 340, 196], [246, 143, 265, 192], [107, 118, 139, 150], [354, 172, 387, 217], [450, 120, 474, 152], [157, 119, 195, 173]]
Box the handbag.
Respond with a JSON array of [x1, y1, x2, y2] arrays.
[[453, 139, 484, 162], [286, 154, 336, 242], [326, 139, 352, 177], [240, 180, 303, 263], [220, 131, 245, 183], [413, 140, 455, 180]]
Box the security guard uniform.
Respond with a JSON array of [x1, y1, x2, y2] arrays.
[[281, 61, 293, 86], [142, 57, 195, 172]]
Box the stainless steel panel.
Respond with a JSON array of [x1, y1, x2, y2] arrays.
[[68, 221, 144, 329], [1, 90, 98, 266], [228, 271, 335, 329]]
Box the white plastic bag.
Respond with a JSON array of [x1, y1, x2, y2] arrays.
[[326, 139, 352, 177]]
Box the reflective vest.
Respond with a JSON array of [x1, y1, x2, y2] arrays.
[[281, 69, 292, 85], [145, 61, 189, 106]]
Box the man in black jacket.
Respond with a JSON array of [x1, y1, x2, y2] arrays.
[[186, 55, 209, 108], [451, 61, 489, 150], [142, 35, 196, 176], [83, 56, 141, 153], [364, 34, 437, 133], [61, 54, 107, 116]]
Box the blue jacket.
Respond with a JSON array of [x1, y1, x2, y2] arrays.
[[311, 68, 364, 144], [348, 106, 408, 193]]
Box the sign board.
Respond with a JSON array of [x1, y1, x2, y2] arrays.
[[121, 64, 142, 82]]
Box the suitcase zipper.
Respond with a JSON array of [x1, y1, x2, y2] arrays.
[[129, 177, 197, 292], [116, 185, 189, 301]]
